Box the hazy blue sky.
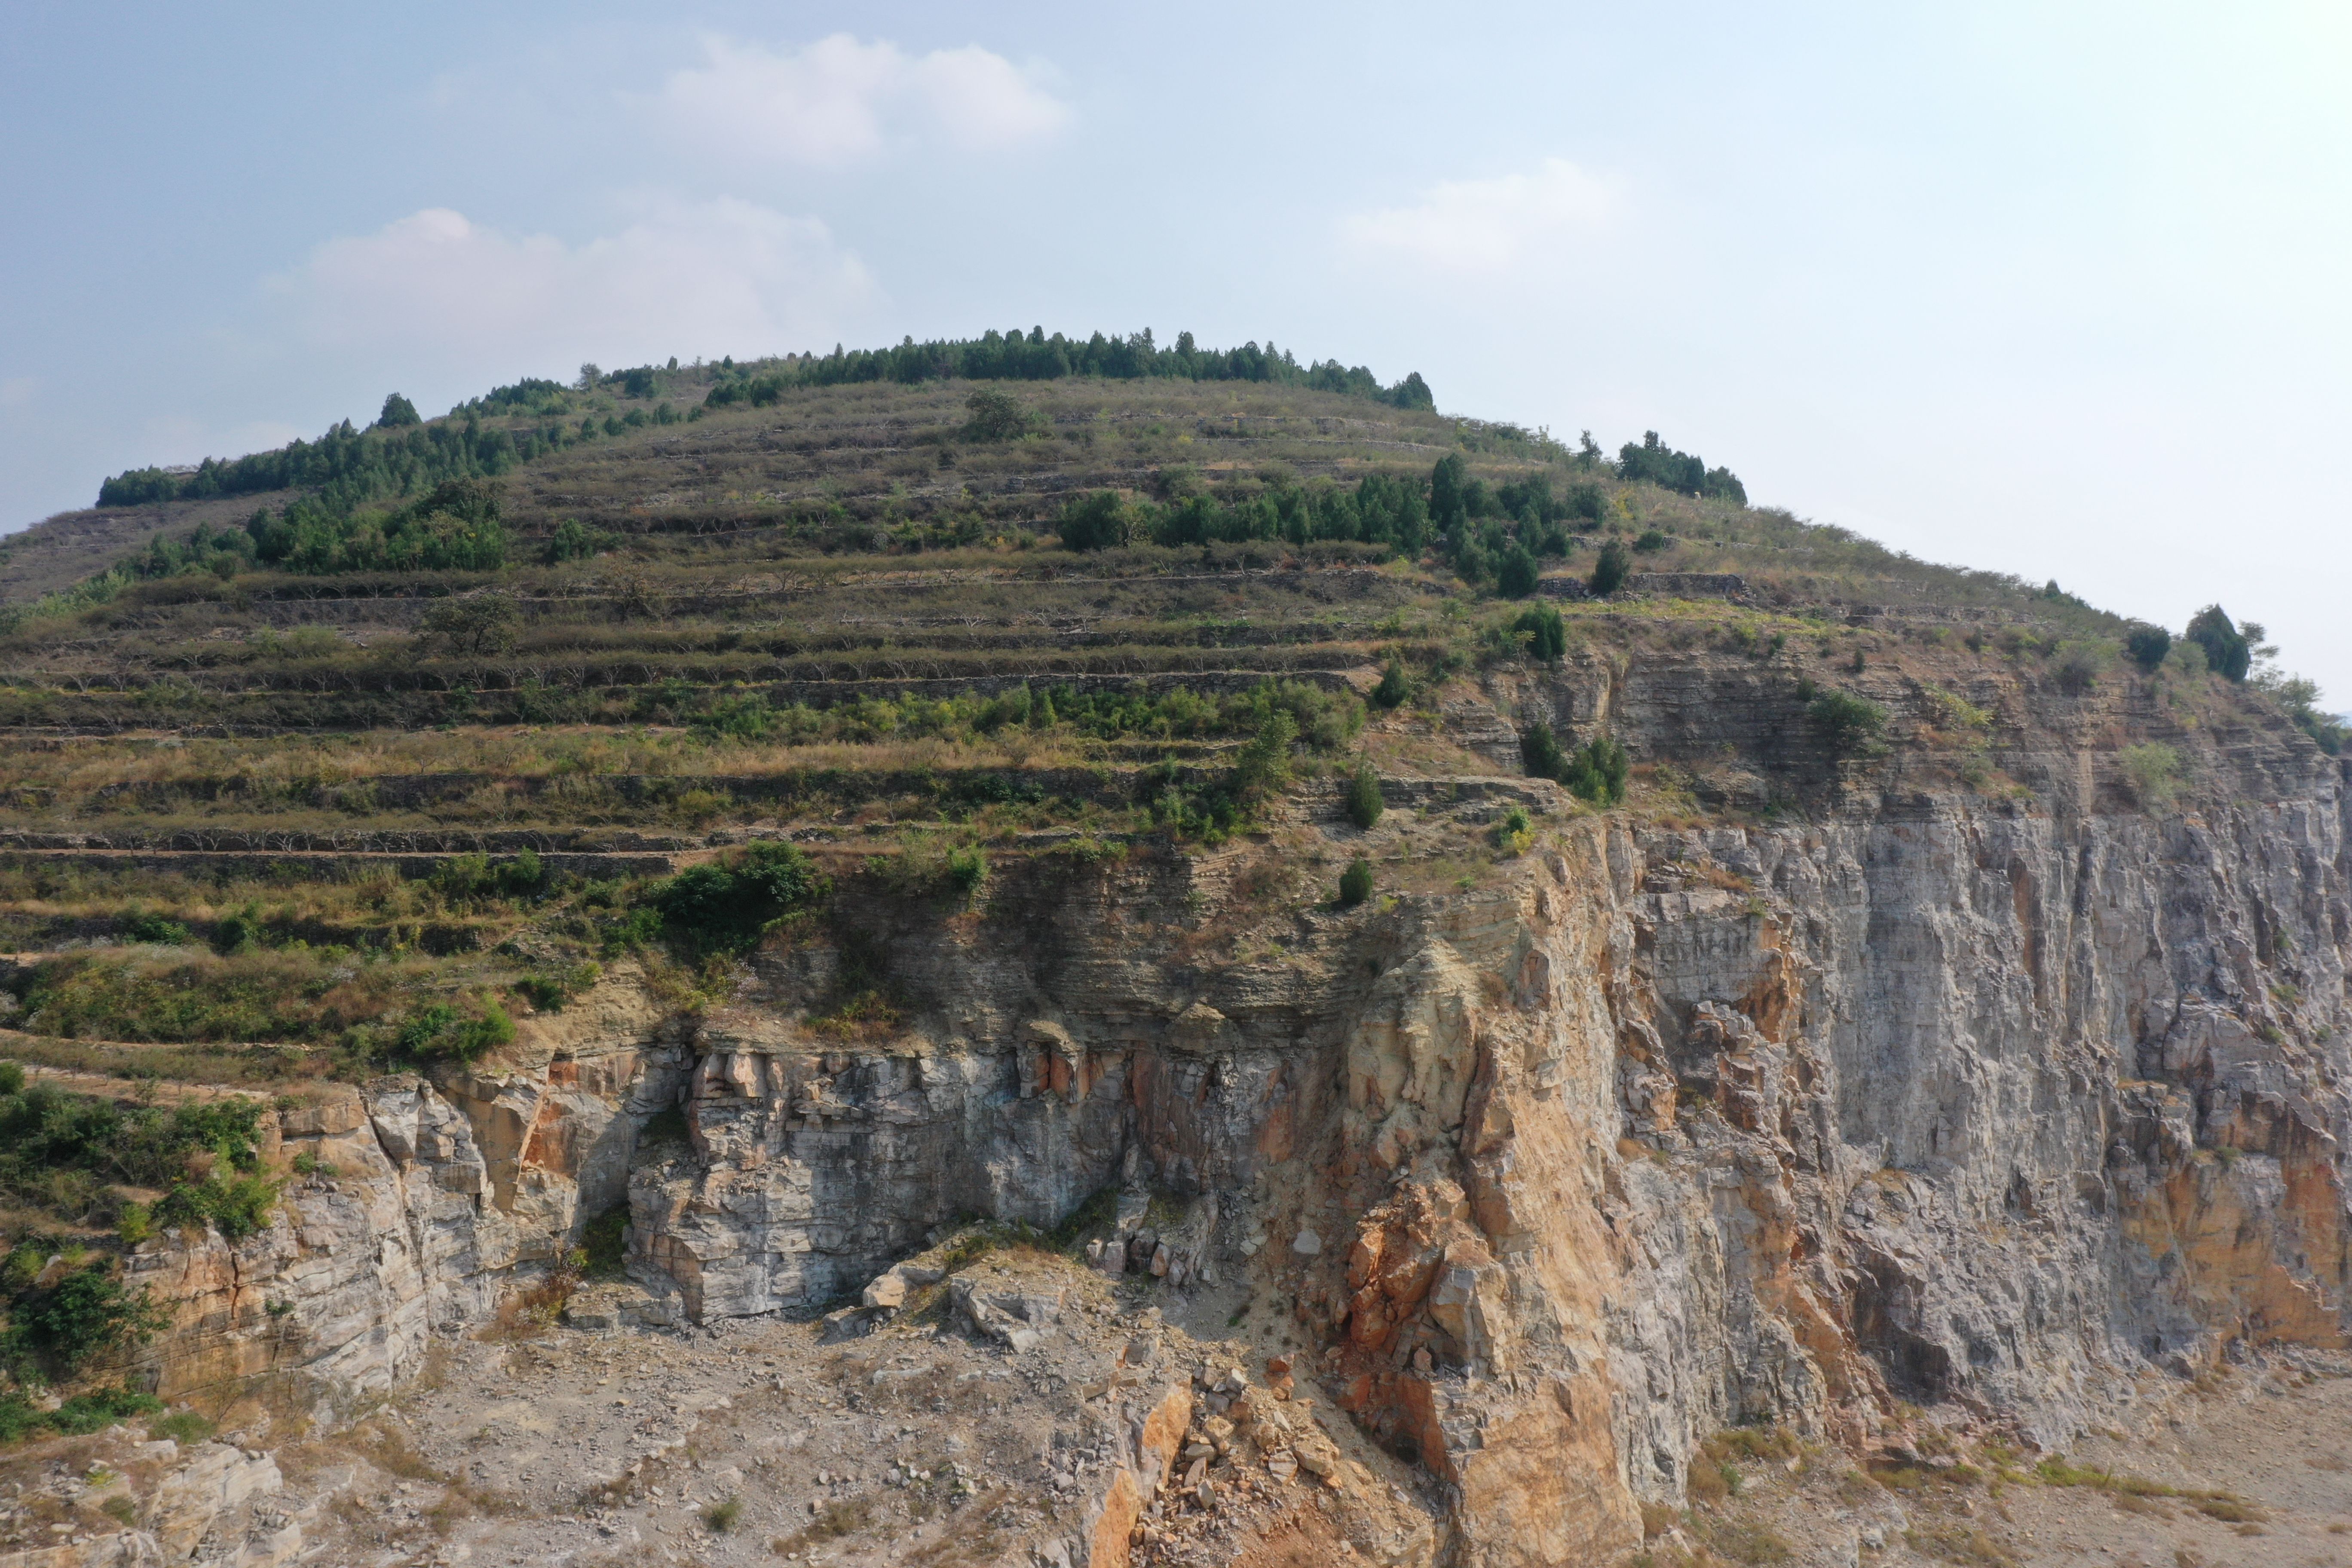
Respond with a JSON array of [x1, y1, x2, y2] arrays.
[[5, 2, 2348, 697]]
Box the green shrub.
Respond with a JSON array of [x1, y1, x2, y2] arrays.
[[1344, 765, 1384, 831], [212, 910, 261, 956], [516, 962, 602, 1012], [1057, 491, 1129, 551], [646, 841, 828, 956], [149, 1409, 212, 1444], [1227, 709, 1298, 805], [945, 847, 988, 894], [1632, 528, 1669, 553], [1589, 539, 1631, 597], [0, 1385, 162, 1445], [1513, 603, 1566, 661], [579, 1203, 629, 1279], [432, 850, 545, 905], [119, 913, 194, 946], [703, 1494, 743, 1532], [1522, 723, 1628, 805], [154, 1170, 282, 1239], [394, 998, 514, 1062], [1807, 689, 1887, 757], [1522, 721, 1569, 782], [2119, 742, 2184, 810], [2, 1266, 165, 1378], [2186, 605, 2251, 681], [694, 691, 775, 742], [2124, 623, 2171, 672], [1494, 806, 1534, 855], [1338, 858, 1374, 906], [1371, 658, 1410, 709], [1496, 545, 1539, 598], [2260, 672, 2349, 755], [0, 1084, 266, 1230], [2049, 640, 2113, 695], [963, 386, 1037, 442]]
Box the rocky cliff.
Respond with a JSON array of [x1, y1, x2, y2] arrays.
[[109, 647, 2352, 1566]]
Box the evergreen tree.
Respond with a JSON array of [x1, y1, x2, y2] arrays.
[[1590, 539, 1631, 597], [2185, 606, 2251, 681], [1497, 545, 1540, 599], [376, 393, 421, 429]]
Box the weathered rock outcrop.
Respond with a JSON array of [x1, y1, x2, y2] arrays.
[[112, 655, 2352, 1566]]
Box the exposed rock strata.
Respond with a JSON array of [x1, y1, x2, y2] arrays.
[[107, 666, 2352, 1567]]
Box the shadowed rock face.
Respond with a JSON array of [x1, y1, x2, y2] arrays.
[[115, 655, 2352, 1567]]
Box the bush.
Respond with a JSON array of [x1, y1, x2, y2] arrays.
[[0, 1082, 267, 1231], [418, 594, 520, 658], [2124, 623, 2172, 672], [963, 387, 1036, 441], [394, 998, 515, 1062], [945, 846, 988, 894], [148, 1409, 212, 1445], [695, 691, 775, 741], [1056, 490, 1128, 551], [1589, 539, 1631, 597], [212, 910, 260, 956], [1344, 765, 1384, 831], [153, 1170, 282, 1239], [2119, 742, 2184, 810], [2274, 677, 2349, 755], [647, 841, 828, 956], [1338, 858, 1374, 906], [2, 1265, 165, 1377], [1513, 603, 1566, 661], [579, 1203, 629, 1278], [1807, 689, 1887, 757], [1521, 721, 1569, 783], [119, 913, 193, 946], [1227, 709, 1298, 806], [1561, 736, 1629, 805], [1494, 806, 1534, 855], [1495, 545, 1540, 598], [2186, 606, 2251, 682], [1632, 528, 1670, 552], [1522, 723, 1628, 805], [2049, 640, 2113, 695], [432, 849, 545, 905], [1371, 658, 1410, 708], [0, 1385, 162, 1445], [516, 962, 600, 1011]]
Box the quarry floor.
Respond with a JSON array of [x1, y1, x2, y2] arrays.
[[279, 1304, 2352, 1568], [16, 1250, 2352, 1567], [267, 1245, 1417, 1568]]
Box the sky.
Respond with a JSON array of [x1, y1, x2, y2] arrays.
[[4, 1, 2349, 699]]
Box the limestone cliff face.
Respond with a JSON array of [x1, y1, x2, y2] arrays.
[[116, 655, 2352, 1566]]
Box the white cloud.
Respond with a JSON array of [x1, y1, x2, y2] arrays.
[[1344, 158, 1615, 275], [267, 200, 880, 388], [644, 34, 1069, 167]]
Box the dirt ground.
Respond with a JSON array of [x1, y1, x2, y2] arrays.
[[1651, 1350, 2352, 1568]]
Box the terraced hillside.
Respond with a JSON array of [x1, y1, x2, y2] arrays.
[[0, 361, 2169, 1101], [0, 346, 2342, 1568]]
